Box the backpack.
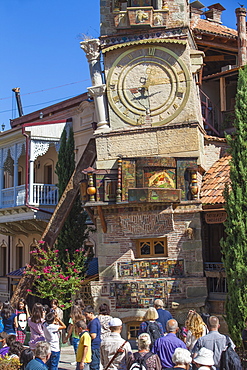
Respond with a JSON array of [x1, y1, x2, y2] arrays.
[[145, 321, 161, 345], [220, 335, 242, 370], [129, 352, 154, 370]]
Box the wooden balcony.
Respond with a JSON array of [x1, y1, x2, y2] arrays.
[[0, 184, 58, 209]]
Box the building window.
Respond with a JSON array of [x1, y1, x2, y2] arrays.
[[16, 239, 24, 269], [0, 240, 7, 276], [136, 238, 167, 258], [44, 164, 53, 184]]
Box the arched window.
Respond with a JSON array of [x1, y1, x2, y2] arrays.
[[0, 240, 7, 276], [16, 239, 24, 269]]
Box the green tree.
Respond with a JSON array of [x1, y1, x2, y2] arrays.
[[221, 66, 247, 345], [55, 126, 89, 260]]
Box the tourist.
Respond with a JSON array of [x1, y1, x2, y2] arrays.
[[83, 306, 101, 370], [192, 316, 235, 369], [127, 333, 161, 370], [166, 347, 192, 370], [0, 333, 16, 357], [20, 348, 34, 370], [0, 301, 3, 334], [75, 320, 91, 370], [8, 341, 24, 359], [15, 298, 30, 344], [138, 307, 163, 345], [50, 299, 63, 321], [152, 319, 187, 368], [66, 304, 86, 355], [25, 342, 51, 370], [153, 299, 172, 333], [193, 347, 214, 370], [97, 303, 112, 340], [74, 299, 85, 311], [43, 311, 66, 370], [28, 303, 45, 351], [101, 317, 132, 370], [185, 311, 207, 351], [1, 301, 16, 335]]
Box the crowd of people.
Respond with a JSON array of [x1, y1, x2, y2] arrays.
[[0, 298, 242, 370]]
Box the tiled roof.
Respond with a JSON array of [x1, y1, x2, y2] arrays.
[[201, 155, 231, 204], [7, 266, 26, 278], [191, 18, 237, 39], [86, 258, 98, 277]]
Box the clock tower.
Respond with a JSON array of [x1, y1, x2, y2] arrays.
[[81, 0, 208, 329]]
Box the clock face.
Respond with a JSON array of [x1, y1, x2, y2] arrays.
[[107, 44, 190, 126]]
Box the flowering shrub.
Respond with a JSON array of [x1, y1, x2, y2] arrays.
[[25, 243, 87, 309], [0, 356, 21, 370]]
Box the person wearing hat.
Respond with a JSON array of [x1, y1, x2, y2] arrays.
[[100, 317, 132, 370], [154, 299, 172, 333], [193, 347, 214, 369]]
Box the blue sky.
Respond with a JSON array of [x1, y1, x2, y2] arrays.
[[0, 1, 239, 130]]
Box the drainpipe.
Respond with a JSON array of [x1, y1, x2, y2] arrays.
[[21, 120, 67, 215], [236, 7, 247, 67]]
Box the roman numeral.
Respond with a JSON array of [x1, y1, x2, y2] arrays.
[[148, 47, 156, 56]]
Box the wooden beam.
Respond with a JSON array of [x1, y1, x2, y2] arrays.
[[220, 77, 226, 112], [97, 206, 107, 233], [196, 39, 238, 54], [204, 55, 225, 62], [84, 206, 96, 226]]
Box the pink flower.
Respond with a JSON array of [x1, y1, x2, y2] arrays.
[[26, 289, 32, 292], [54, 250, 59, 253], [43, 267, 51, 273], [73, 269, 79, 273], [39, 240, 45, 244], [75, 249, 80, 252], [64, 276, 69, 281], [65, 249, 68, 252]]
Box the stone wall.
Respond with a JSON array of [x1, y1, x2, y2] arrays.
[[100, 0, 190, 36], [96, 124, 205, 169], [204, 137, 228, 171], [92, 202, 207, 323]]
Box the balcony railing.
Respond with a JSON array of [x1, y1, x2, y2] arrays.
[[204, 262, 227, 293], [0, 184, 58, 209], [32, 184, 58, 205]]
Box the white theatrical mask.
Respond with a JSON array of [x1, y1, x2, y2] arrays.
[[18, 313, 27, 331]]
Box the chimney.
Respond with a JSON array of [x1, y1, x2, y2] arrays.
[[236, 7, 247, 67], [190, 1, 205, 22], [204, 3, 225, 24]]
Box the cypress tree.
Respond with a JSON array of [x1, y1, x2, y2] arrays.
[[221, 66, 247, 345], [55, 126, 89, 260]]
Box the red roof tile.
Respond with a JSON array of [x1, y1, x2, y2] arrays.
[[200, 155, 231, 204], [191, 18, 237, 39]]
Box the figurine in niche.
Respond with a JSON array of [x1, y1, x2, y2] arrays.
[[154, 13, 163, 26], [136, 9, 149, 23]]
